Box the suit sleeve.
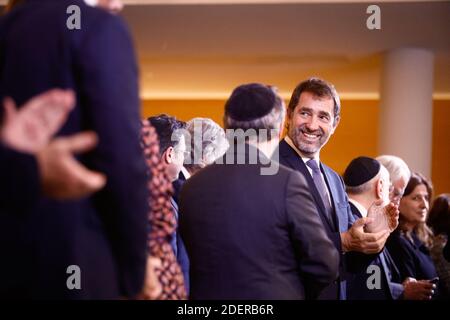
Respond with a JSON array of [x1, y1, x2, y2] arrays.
[[286, 170, 340, 299], [390, 282, 404, 300], [0, 143, 40, 213], [76, 14, 148, 298]]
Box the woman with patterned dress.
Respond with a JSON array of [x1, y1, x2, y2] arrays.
[[140, 120, 187, 300]]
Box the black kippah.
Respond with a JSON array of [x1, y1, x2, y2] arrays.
[[343, 156, 381, 187], [225, 83, 276, 121]]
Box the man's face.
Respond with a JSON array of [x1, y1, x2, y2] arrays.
[[380, 175, 392, 206], [390, 178, 408, 206], [287, 92, 339, 158], [166, 135, 186, 182]]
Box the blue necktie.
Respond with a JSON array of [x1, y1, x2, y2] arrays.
[[306, 159, 334, 226]]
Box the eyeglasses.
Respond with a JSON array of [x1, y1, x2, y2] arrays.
[[389, 185, 404, 199]]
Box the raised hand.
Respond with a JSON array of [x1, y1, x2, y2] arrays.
[[36, 131, 106, 199], [365, 199, 399, 233], [1, 89, 75, 153]]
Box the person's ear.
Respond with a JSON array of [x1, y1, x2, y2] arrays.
[[376, 179, 383, 200], [163, 146, 174, 164], [331, 116, 340, 134]]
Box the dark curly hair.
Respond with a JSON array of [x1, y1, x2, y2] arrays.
[[427, 194, 450, 235]]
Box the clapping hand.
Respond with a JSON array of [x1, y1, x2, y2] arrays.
[[365, 199, 399, 233]]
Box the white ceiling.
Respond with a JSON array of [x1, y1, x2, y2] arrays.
[[120, 1, 450, 99], [1, 0, 449, 99]]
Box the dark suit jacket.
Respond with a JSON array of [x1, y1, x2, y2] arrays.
[[387, 230, 439, 281], [277, 139, 354, 299], [387, 230, 441, 298], [0, 144, 40, 214], [0, 0, 148, 299], [179, 143, 339, 300], [170, 197, 190, 295], [172, 169, 188, 206], [346, 202, 403, 300]]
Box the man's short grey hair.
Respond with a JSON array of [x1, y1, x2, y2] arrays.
[[376, 155, 411, 184], [185, 117, 229, 170], [345, 165, 389, 195], [224, 91, 286, 142]]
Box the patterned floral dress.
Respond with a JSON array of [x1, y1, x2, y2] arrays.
[[140, 120, 187, 300]]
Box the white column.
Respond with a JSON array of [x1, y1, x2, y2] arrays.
[[378, 48, 434, 177]]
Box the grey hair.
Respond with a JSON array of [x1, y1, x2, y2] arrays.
[[376, 155, 411, 184], [184, 117, 229, 171], [346, 178, 375, 195]]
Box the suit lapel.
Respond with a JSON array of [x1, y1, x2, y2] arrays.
[[279, 140, 336, 232], [349, 202, 362, 219], [321, 164, 345, 232]]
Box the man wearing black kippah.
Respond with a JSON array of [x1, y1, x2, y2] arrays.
[[278, 78, 399, 300], [179, 83, 339, 299], [344, 156, 435, 300], [344, 157, 402, 299]]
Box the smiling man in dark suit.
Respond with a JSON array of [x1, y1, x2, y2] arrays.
[[277, 77, 397, 300]]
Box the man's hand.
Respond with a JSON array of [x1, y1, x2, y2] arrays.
[[365, 199, 399, 233], [386, 202, 400, 231], [136, 256, 163, 300], [1, 89, 75, 153], [403, 277, 435, 300], [37, 131, 106, 200], [341, 217, 390, 254]]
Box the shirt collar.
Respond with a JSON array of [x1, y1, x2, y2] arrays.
[[180, 166, 191, 180], [284, 135, 320, 165], [348, 198, 368, 218]]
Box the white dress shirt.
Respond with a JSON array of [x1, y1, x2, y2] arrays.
[[284, 136, 332, 205], [348, 198, 368, 218]]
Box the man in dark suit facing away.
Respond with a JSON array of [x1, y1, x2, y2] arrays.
[[0, 0, 148, 299], [179, 83, 339, 300]]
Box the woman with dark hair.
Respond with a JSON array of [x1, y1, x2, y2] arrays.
[[427, 194, 450, 298], [387, 172, 440, 299]]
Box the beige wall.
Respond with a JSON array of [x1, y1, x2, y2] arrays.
[[142, 99, 450, 196]]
